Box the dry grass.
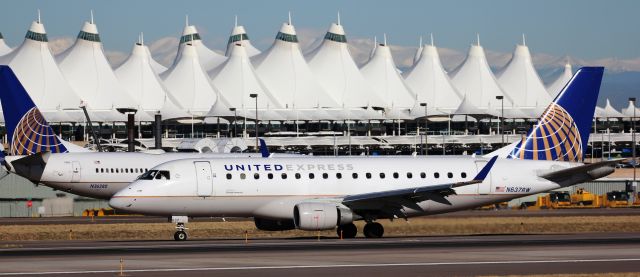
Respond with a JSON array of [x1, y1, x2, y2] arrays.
[[3, 215, 640, 241]]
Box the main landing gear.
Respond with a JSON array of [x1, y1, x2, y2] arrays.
[[171, 216, 189, 241], [336, 222, 385, 239]]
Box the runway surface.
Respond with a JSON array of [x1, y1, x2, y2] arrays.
[[3, 208, 640, 225], [1, 233, 640, 276]]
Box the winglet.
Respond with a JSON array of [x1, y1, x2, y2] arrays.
[[473, 156, 498, 182], [259, 138, 270, 158]]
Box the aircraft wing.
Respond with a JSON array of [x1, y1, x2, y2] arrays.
[[538, 159, 620, 187], [341, 156, 497, 215]]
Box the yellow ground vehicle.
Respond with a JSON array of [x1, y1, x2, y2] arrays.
[[604, 191, 630, 208], [571, 188, 598, 206], [535, 191, 572, 209]]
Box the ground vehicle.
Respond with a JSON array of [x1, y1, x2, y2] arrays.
[[604, 191, 629, 207], [571, 188, 597, 206]]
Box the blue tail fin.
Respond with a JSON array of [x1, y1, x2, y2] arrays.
[[259, 138, 270, 158], [0, 66, 67, 155], [508, 67, 604, 162]]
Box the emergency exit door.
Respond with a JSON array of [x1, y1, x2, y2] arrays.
[[71, 161, 81, 182], [195, 161, 213, 196]]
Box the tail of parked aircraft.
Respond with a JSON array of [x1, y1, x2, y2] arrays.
[[0, 66, 68, 155], [508, 67, 604, 162]]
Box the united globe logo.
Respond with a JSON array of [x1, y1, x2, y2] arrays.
[[10, 107, 67, 155], [508, 103, 583, 162]]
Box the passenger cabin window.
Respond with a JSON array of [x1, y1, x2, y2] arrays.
[[379, 173, 386, 179], [309, 173, 315, 179], [366, 173, 372, 179], [336, 173, 342, 179], [434, 172, 440, 178], [226, 173, 232, 180], [281, 173, 288, 179], [268, 173, 273, 179], [352, 173, 358, 179], [393, 172, 399, 179], [461, 172, 467, 178], [420, 172, 426, 178], [95, 168, 98, 173], [240, 173, 246, 179], [254, 173, 260, 179], [295, 173, 301, 179], [407, 172, 413, 179], [447, 172, 453, 178], [323, 173, 329, 179]]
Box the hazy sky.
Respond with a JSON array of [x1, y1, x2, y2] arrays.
[[1, 0, 638, 60]]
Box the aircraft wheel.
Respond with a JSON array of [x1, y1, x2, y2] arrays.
[[174, 231, 188, 241], [337, 223, 358, 239], [363, 222, 384, 238]]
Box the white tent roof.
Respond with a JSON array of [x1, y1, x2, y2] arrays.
[[546, 62, 573, 98], [450, 40, 513, 115], [225, 21, 261, 57], [115, 39, 188, 120], [56, 20, 137, 119], [161, 43, 218, 117], [360, 36, 416, 109], [600, 99, 625, 118], [209, 43, 281, 115], [412, 37, 423, 65], [0, 32, 12, 56], [496, 42, 552, 110], [252, 22, 338, 110], [403, 42, 462, 114], [306, 22, 385, 108], [621, 100, 640, 118], [175, 24, 226, 71], [145, 46, 167, 74], [0, 19, 83, 122]]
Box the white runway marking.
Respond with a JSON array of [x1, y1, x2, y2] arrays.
[[1, 258, 640, 275]]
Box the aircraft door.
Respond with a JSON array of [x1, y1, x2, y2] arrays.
[[475, 160, 491, 195], [195, 161, 214, 196], [71, 161, 81, 182]]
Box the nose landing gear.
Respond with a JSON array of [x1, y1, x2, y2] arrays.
[[171, 216, 189, 241]]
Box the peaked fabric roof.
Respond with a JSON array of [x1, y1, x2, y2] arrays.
[[115, 41, 187, 120], [56, 20, 137, 117], [253, 22, 338, 110], [497, 44, 552, 109], [306, 23, 385, 108], [450, 42, 513, 115], [225, 25, 261, 57], [0, 20, 83, 122], [0, 32, 12, 56], [360, 39, 416, 108], [600, 99, 625, 118], [175, 25, 227, 71], [210, 43, 281, 114], [161, 43, 218, 117], [546, 63, 573, 98], [621, 100, 639, 118], [403, 44, 462, 114]]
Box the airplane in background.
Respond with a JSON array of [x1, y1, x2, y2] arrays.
[[110, 67, 619, 241], [0, 65, 295, 199]]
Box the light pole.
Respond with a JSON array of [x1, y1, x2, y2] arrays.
[[249, 93, 259, 153], [496, 95, 504, 146], [229, 107, 237, 138], [420, 103, 427, 155], [631, 97, 637, 190]]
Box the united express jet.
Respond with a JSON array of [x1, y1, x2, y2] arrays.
[[108, 67, 618, 240]]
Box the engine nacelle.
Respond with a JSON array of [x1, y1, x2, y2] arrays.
[[293, 202, 353, 231], [254, 217, 296, 231]]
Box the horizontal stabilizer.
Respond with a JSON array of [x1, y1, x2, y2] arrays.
[[539, 159, 620, 187]]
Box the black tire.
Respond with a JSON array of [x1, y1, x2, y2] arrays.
[[363, 222, 384, 238], [174, 231, 188, 241], [337, 223, 358, 239]]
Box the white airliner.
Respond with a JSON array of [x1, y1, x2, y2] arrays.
[[110, 67, 619, 240], [0, 66, 293, 199]]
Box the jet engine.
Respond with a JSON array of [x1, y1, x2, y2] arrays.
[[293, 202, 353, 231]]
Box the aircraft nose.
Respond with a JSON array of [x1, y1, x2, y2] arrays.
[[109, 197, 134, 211]]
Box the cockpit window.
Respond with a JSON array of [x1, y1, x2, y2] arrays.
[[155, 171, 170, 180], [139, 170, 158, 180]]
